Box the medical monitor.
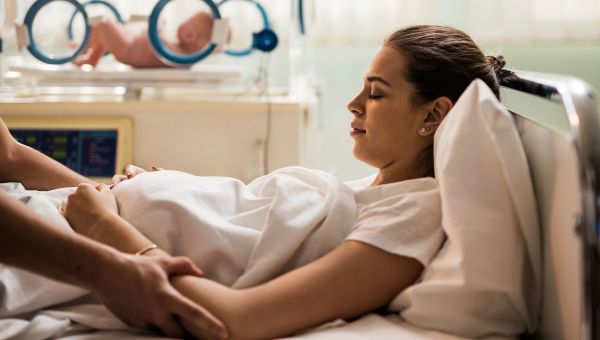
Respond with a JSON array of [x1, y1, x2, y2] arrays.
[[3, 115, 132, 182]]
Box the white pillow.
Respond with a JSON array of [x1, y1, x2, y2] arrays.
[[392, 79, 541, 337]]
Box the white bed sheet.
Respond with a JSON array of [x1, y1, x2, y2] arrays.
[[2, 304, 512, 340]]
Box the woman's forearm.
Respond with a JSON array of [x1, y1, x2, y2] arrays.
[[170, 241, 423, 340], [169, 275, 323, 340], [170, 276, 247, 338]]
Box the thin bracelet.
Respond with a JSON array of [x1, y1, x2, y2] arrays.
[[135, 244, 158, 256]]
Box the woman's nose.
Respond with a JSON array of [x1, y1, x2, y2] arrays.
[[347, 96, 364, 117]]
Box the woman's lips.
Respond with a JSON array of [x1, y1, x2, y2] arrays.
[[350, 127, 366, 136]]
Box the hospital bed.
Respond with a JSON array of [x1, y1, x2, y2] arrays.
[[501, 71, 600, 340], [0, 70, 598, 339]]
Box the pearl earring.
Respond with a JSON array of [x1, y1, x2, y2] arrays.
[[418, 127, 429, 135]]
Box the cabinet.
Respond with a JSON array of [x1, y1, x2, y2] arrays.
[[0, 90, 319, 182]]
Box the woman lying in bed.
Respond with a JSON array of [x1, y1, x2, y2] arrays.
[[57, 25, 506, 339]]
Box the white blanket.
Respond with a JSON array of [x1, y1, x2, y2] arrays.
[[112, 166, 357, 288], [0, 166, 357, 337], [0, 183, 88, 317]]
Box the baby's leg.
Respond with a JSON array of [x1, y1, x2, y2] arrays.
[[73, 21, 131, 67]]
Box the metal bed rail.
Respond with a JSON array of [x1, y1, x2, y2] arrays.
[[501, 70, 600, 340]]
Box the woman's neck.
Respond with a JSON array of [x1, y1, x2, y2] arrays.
[[371, 156, 433, 186]]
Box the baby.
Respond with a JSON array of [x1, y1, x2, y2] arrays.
[[72, 11, 214, 68]]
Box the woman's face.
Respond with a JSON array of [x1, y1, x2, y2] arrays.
[[347, 46, 431, 170]]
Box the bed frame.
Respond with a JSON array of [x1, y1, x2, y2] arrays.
[[501, 71, 600, 340]]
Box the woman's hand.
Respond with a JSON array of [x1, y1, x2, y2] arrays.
[[112, 164, 163, 187], [60, 183, 118, 239]]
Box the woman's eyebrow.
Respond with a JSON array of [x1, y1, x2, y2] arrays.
[[366, 75, 392, 87]]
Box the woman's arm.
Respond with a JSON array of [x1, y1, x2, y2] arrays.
[[0, 119, 94, 189], [63, 185, 423, 339], [173, 240, 423, 339]]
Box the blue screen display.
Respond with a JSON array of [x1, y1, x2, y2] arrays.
[[10, 129, 118, 178]]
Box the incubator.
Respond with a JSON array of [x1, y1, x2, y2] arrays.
[[0, 0, 319, 183]]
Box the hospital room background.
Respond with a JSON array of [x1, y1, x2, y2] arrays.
[[0, 0, 599, 183], [2, 1, 600, 339]]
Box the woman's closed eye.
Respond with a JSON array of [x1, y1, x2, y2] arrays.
[[368, 93, 384, 100]]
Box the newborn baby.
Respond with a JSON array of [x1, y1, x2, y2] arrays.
[[72, 11, 214, 68]]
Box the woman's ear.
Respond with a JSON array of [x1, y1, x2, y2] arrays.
[[418, 96, 453, 136]]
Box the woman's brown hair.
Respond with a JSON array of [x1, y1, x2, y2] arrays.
[[384, 25, 507, 104]]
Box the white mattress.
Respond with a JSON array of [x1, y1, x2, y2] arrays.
[[7, 64, 242, 88], [287, 314, 472, 340]]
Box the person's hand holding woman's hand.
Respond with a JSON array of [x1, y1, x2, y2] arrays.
[[111, 164, 162, 187], [94, 252, 229, 340], [61, 183, 229, 338], [60, 183, 118, 239]]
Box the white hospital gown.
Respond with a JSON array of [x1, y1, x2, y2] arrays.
[[345, 175, 445, 311]]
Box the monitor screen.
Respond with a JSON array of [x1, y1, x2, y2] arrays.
[[10, 129, 118, 178]]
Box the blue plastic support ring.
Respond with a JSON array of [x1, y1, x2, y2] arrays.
[[219, 0, 277, 57], [66, 0, 124, 41], [24, 0, 91, 65], [148, 0, 221, 67]]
